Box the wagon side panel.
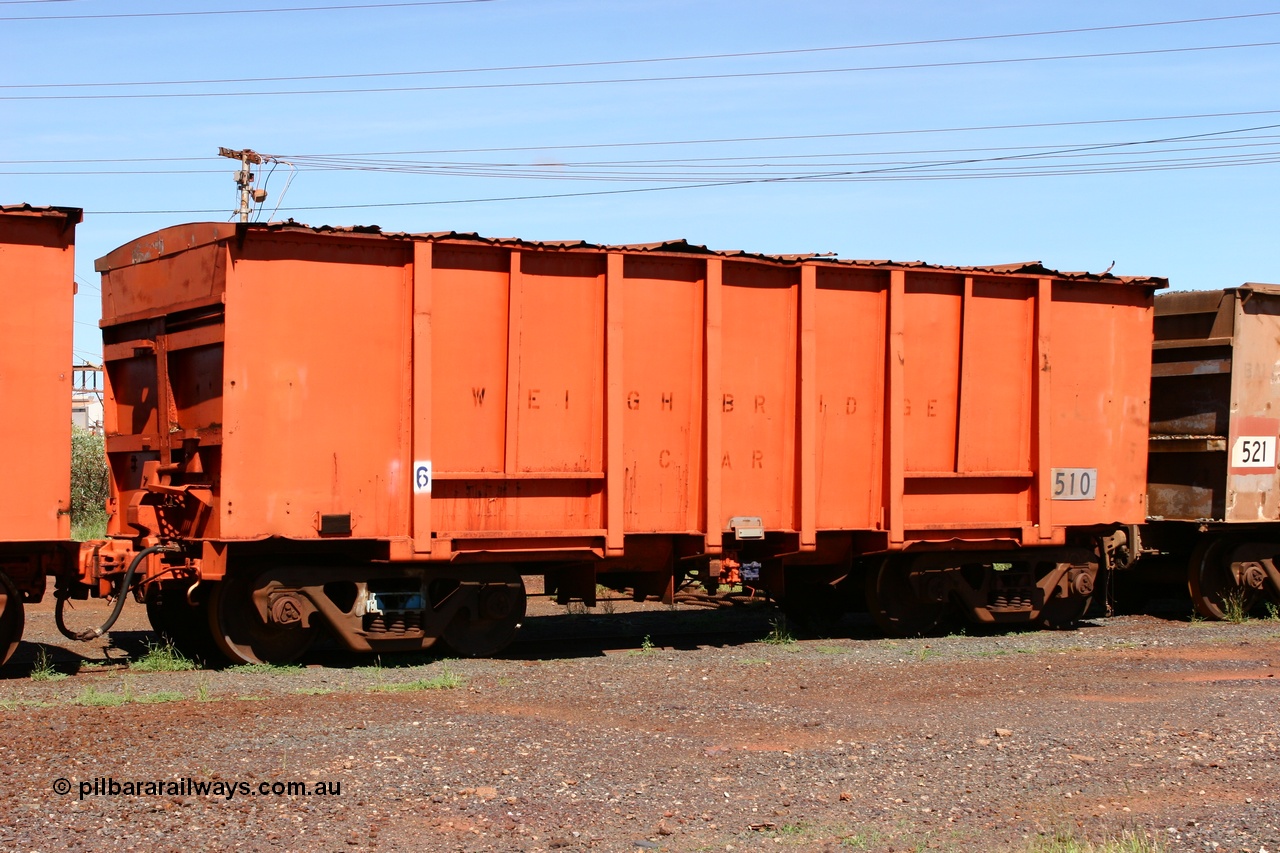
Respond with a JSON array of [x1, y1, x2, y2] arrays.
[[0, 210, 77, 542], [219, 233, 413, 541]]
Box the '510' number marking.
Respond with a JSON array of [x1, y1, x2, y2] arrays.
[[1051, 468, 1097, 501]]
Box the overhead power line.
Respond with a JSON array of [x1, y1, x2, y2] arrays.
[[6, 11, 1280, 90], [84, 153, 1280, 216], [15, 136, 1280, 176], [6, 40, 1280, 101], [0, 0, 496, 21], [15, 144, 1280, 177], [83, 122, 1280, 215], [8, 108, 1280, 166], [270, 122, 1280, 179]]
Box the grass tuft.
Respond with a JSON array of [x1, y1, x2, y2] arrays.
[[30, 648, 67, 682], [226, 662, 304, 675], [630, 635, 657, 656], [129, 641, 198, 672], [1027, 829, 1164, 853], [370, 670, 464, 692], [841, 828, 886, 849], [74, 685, 128, 707], [595, 584, 616, 615], [1220, 588, 1251, 624], [134, 690, 186, 704], [762, 617, 795, 646]]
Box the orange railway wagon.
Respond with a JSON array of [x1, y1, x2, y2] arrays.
[[0, 204, 81, 664], [79, 221, 1164, 663]]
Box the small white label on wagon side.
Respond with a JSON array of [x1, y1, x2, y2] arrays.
[[413, 460, 433, 494], [1231, 436, 1277, 469], [1051, 468, 1097, 500]]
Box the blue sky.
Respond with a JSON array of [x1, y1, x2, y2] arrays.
[[3, 0, 1278, 362]]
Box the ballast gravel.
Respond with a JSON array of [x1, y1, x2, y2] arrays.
[[0, 595, 1277, 852]]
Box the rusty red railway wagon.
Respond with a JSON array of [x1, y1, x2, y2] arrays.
[[1135, 284, 1280, 618], [0, 204, 81, 664], [75, 221, 1164, 663]]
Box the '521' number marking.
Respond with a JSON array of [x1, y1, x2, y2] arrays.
[[1051, 468, 1097, 501], [1232, 436, 1277, 469]]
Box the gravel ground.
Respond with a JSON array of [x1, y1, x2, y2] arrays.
[[1, 593, 1277, 852]]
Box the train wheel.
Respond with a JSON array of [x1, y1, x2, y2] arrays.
[[1036, 593, 1091, 630], [866, 559, 949, 637], [208, 574, 317, 666], [146, 586, 224, 666], [1189, 539, 1259, 621], [441, 575, 526, 658], [0, 573, 25, 667]]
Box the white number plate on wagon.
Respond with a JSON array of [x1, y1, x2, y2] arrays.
[[1231, 436, 1277, 469], [1051, 468, 1097, 501]]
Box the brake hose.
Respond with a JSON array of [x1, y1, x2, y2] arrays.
[[55, 543, 171, 643]]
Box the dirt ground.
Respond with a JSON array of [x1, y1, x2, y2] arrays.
[[1, 591, 1277, 853]]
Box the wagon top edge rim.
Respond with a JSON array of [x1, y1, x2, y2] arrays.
[[93, 219, 1168, 287]]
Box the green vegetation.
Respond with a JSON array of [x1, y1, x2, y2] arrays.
[[74, 685, 129, 707], [70, 425, 110, 540], [1026, 829, 1164, 853], [29, 648, 67, 682], [370, 670, 463, 692], [133, 690, 186, 704], [776, 821, 811, 837], [841, 828, 886, 849], [129, 641, 198, 673], [358, 657, 386, 683], [1263, 601, 1279, 621], [294, 686, 333, 696], [68, 680, 189, 707], [762, 617, 796, 646], [226, 662, 304, 675], [1220, 588, 1251, 624], [595, 585, 616, 614]]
